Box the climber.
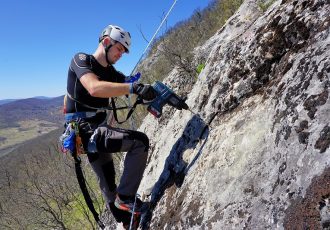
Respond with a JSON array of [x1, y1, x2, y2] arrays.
[[64, 24, 157, 227]]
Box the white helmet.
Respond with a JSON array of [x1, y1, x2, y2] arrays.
[[99, 25, 131, 53]]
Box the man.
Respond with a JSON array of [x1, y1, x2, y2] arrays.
[[65, 24, 156, 227]]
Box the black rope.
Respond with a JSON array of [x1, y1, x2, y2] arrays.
[[74, 156, 105, 229], [111, 97, 143, 124]]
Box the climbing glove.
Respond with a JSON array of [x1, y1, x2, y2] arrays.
[[132, 83, 157, 101]]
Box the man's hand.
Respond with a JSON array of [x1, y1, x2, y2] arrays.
[[132, 83, 157, 101]]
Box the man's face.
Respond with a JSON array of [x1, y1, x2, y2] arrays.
[[108, 42, 126, 64]]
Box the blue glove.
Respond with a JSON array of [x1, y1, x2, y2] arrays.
[[125, 72, 141, 83]]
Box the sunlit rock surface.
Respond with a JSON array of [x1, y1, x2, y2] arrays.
[[137, 0, 330, 229]]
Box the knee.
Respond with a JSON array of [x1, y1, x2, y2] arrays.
[[133, 131, 149, 152]]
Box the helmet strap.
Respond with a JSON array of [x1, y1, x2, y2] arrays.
[[105, 45, 111, 66], [103, 39, 116, 66]]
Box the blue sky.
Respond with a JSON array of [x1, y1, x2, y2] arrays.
[[0, 0, 211, 100]]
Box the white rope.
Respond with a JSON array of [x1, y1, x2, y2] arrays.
[[129, 194, 140, 230], [128, 2, 179, 226], [130, 0, 178, 76], [128, 0, 178, 130]]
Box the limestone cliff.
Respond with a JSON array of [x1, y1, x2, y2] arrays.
[[137, 0, 330, 229]]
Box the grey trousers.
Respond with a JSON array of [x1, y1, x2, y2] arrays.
[[87, 126, 149, 204]]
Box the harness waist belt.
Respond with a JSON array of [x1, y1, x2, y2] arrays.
[[65, 112, 97, 121]]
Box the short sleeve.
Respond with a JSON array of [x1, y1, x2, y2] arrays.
[[70, 53, 93, 79]]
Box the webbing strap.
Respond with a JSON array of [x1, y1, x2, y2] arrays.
[[66, 93, 142, 124], [111, 97, 143, 124], [74, 156, 105, 229]]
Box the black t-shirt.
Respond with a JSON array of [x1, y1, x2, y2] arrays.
[[66, 52, 125, 113]]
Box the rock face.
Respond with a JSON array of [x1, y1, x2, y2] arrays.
[[138, 0, 330, 229]]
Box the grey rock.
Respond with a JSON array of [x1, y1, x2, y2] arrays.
[[137, 0, 330, 229]]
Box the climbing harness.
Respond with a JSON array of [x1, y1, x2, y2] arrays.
[[66, 92, 143, 124]]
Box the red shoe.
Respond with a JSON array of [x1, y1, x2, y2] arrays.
[[114, 194, 143, 214]]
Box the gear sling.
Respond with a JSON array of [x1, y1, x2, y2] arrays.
[[60, 118, 105, 229]]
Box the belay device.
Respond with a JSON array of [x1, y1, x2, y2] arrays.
[[147, 81, 189, 118]]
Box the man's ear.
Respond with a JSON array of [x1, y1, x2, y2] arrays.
[[102, 37, 111, 48]]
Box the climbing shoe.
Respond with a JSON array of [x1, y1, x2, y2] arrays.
[[122, 214, 140, 230], [114, 194, 144, 214], [109, 202, 141, 230]]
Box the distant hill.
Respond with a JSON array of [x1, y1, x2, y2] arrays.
[[0, 95, 64, 128], [0, 97, 55, 105], [0, 99, 17, 105], [0, 96, 65, 156], [0, 128, 63, 159]]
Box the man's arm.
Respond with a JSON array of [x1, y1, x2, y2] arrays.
[[80, 72, 130, 98]]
